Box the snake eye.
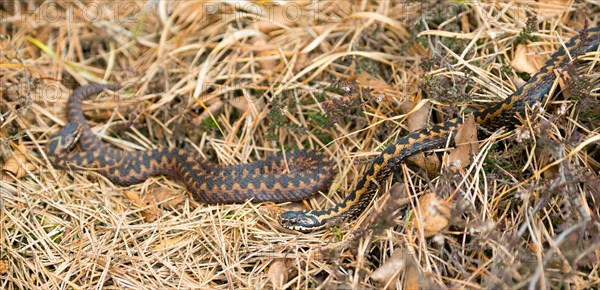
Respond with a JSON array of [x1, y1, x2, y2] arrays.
[[65, 132, 82, 152], [60, 124, 83, 152]]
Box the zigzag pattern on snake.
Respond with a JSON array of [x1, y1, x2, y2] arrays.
[[47, 84, 333, 203]]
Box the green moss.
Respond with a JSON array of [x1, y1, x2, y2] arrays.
[[201, 117, 219, 129], [355, 56, 380, 76], [282, 145, 300, 151], [442, 36, 467, 53], [309, 112, 330, 128], [580, 108, 600, 121], [501, 64, 514, 76], [331, 226, 344, 241], [514, 16, 540, 46], [516, 72, 531, 81], [420, 57, 434, 71]]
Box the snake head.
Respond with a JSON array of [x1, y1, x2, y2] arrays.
[[278, 211, 325, 232], [48, 123, 83, 155]]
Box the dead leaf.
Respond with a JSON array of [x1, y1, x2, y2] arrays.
[[2, 145, 36, 179], [554, 69, 572, 99], [443, 115, 479, 171], [412, 192, 451, 238], [408, 153, 442, 179], [400, 100, 429, 132], [403, 257, 423, 290], [510, 44, 546, 74], [511, 72, 527, 89], [370, 249, 405, 287], [152, 187, 185, 209], [124, 190, 143, 205], [535, 146, 558, 179], [356, 71, 394, 101], [1, 173, 14, 185], [356, 71, 388, 90], [124, 190, 160, 222], [264, 203, 285, 216], [268, 259, 288, 289], [0, 259, 7, 275], [400, 101, 441, 178], [388, 182, 408, 200]]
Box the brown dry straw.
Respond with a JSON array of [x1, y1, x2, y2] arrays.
[[1, 1, 599, 289]]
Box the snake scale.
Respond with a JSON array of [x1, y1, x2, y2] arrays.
[[47, 84, 333, 203], [48, 25, 599, 232]]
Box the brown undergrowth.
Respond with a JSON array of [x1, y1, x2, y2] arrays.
[[1, 0, 599, 289]]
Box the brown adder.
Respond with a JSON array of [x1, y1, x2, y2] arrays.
[[47, 84, 333, 203]]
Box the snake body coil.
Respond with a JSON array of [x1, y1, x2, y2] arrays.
[[47, 84, 333, 203], [279, 25, 600, 231]]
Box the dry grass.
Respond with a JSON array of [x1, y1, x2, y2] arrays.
[[1, 0, 600, 289]]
